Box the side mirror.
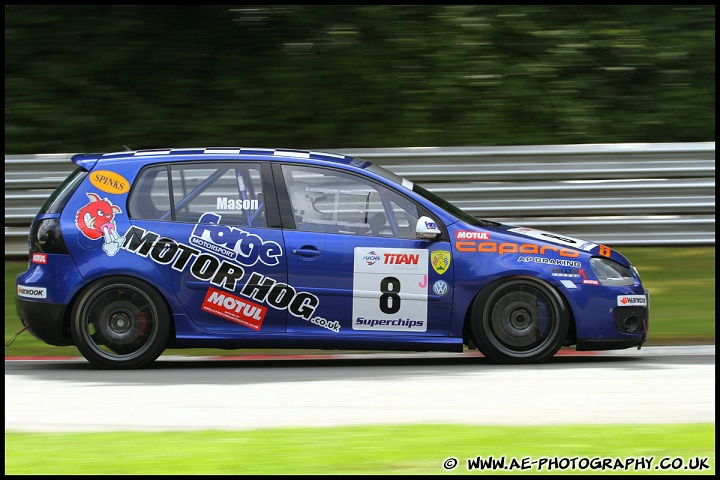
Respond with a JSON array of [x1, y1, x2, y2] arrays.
[[416, 216, 441, 239]]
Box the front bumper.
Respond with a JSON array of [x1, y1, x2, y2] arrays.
[[576, 336, 646, 351], [576, 288, 649, 351], [566, 285, 650, 351]]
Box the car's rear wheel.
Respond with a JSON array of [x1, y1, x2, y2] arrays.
[[471, 277, 569, 364], [70, 277, 170, 369]]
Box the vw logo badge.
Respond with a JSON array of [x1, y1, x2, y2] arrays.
[[433, 280, 449, 296]]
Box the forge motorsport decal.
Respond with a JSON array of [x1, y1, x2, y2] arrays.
[[352, 247, 428, 332], [75, 193, 124, 256], [190, 212, 281, 266]]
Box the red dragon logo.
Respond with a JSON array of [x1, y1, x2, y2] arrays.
[[75, 193, 123, 256]]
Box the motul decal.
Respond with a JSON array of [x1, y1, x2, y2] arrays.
[[201, 286, 267, 330]]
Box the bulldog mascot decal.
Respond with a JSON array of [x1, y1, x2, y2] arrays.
[[75, 192, 124, 256]]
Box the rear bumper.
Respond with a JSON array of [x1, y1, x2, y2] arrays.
[[15, 297, 72, 346]]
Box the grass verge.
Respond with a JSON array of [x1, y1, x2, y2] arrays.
[[4, 423, 715, 475]]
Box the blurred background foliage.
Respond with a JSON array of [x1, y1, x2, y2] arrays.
[[4, 5, 715, 154]]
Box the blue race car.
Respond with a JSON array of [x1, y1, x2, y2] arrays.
[[15, 147, 649, 369]]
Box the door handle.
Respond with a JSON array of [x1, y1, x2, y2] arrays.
[[291, 247, 322, 257]]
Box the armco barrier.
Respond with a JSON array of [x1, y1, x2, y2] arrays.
[[5, 142, 715, 258]]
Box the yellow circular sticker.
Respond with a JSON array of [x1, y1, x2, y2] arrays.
[[89, 170, 130, 195]]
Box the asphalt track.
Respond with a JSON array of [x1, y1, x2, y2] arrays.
[[4, 346, 715, 432]]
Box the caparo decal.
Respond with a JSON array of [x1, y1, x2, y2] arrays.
[[75, 192, 124, 256]]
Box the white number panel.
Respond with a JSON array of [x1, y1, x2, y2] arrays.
[[352, 247, 428, 332], [507, 227, 598, 251]]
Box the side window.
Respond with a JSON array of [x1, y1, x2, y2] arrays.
[[281, 164, 420, 238], [171, 163, 266, 227], [128, 166, 170, 220], [130, 163, 266, 228]]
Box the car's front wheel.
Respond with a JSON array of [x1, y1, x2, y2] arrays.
[[471, 277, 569, 364], [70, 276, 171, 369]]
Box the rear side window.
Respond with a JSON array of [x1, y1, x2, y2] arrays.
[[128, 166, 170, 219], [40, 167, 88, 214], [129, 162, 267, 228]]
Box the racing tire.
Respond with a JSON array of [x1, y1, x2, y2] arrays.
[[471, 277, 569, 364], [70, 276, 171, 369]]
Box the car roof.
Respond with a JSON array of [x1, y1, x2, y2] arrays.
[[71, 147, 373, 171]]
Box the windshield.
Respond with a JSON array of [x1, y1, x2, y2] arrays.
[[365, 162, 500, 228], [413, 183, 501, 228]]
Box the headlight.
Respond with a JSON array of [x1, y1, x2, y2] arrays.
[[590, 257, 636, 286]]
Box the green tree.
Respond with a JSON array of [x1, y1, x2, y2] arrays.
[[4, 5, 715, 153]]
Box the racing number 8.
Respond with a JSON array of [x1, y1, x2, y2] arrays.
[[541, 232, 577, 244], [379, 276, 401, 314]]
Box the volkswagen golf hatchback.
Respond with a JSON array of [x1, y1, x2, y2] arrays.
[[16, 147, 649, 368]]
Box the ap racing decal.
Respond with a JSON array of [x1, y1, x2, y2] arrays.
[[352, 247, 428, 332], [518, 256, 581, 268], [75, 193, 124, 256]]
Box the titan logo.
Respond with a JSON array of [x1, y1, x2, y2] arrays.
[[384, 253, 419, 265]]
